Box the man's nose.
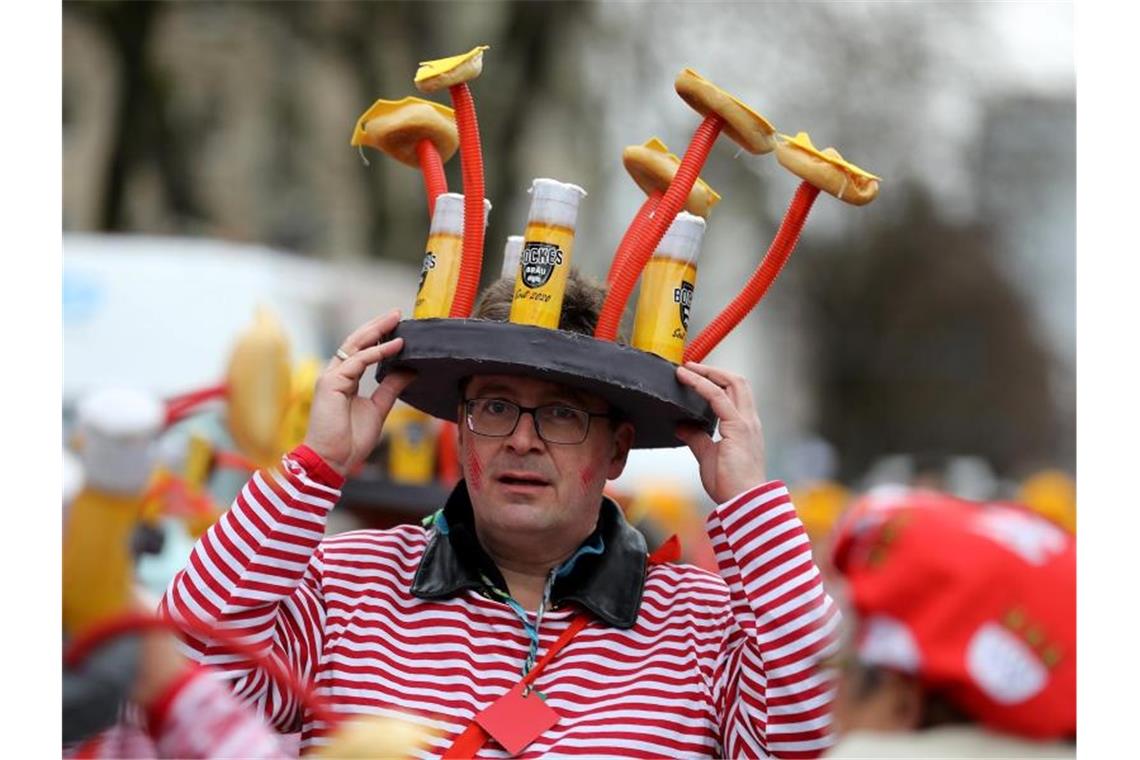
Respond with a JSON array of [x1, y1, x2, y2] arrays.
[[505, 409, 545, 452]]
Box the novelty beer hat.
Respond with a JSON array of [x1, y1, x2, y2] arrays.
[[831, 487, 1076, 740], [354, 48, 880, 448]]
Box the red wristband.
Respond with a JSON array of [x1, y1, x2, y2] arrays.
[[290, 444, 347, 489]]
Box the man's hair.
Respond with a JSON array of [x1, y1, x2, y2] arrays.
[[846, 661, 971, 729], [472, 267, 621, 340], [465, 268, 629, 424]]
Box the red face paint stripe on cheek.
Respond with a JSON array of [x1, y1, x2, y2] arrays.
[[466, 451, 484, 491], [579, 465, 597, 494]]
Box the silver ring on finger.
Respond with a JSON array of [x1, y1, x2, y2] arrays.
[[335, 348, 351, 361]]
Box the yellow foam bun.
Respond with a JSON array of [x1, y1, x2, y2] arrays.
[[316, 715, 438, 759], [351, 97, 459, 166], [674, 68, 776, 154], [622, 137, 722, 218], [776, 132, 880, 206], [414, 45, 490, 93]]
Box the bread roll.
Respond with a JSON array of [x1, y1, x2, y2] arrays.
[[674, 68, 776, 155]]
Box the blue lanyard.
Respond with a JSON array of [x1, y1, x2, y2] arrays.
[[427, 509, 605, 679], [480, 570, 556, 678]]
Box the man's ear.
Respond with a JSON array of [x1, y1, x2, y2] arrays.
[[606, 421, 636, 480]]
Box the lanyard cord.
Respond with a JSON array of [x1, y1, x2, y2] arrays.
[[479, 569, 556, 679], [477, 532, 605, 679], [441, 535, 682, 759]]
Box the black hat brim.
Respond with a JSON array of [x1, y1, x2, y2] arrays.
[[375, 319, 716, 449]]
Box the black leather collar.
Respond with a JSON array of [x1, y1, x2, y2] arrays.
[[411, 480, 648, 629]]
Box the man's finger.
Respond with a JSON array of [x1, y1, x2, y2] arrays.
[[370, 370, 416, 416], [681, 361, 756, 418], [327, 308, 402, 369], [676, 365, 740, 422], [335, 337, 404, 380]]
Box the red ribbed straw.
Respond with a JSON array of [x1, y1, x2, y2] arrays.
[[595, 114, 724, 341], [605, 192, 661, 284], [683, 181, 821, 363], [165, 384, 228, 427], [416, 139, 448, 219], [447, 83, 486, 318], [63, 611, 340, 729]]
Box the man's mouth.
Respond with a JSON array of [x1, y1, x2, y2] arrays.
[[496, 471, 552, 487]]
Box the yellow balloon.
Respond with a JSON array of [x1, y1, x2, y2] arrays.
[[629, 483, 698, 534], [225, 307, 292, 468], [1018, 470, 1076, 533], [790, 481, 850, 541], [276, 357, 322, 456]]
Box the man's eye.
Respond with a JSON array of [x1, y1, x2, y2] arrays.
[[549, 405, 579, 420], [485, 400, 511, 416]]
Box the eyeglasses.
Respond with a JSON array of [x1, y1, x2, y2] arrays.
[[463, 397, 611, 445]]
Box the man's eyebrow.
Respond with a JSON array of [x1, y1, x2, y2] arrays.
[[467, 382, 593, 407], [546, 388, 592, 406], [467, 382, 518, 398]]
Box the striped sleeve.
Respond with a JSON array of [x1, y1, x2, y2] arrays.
[[706, 481, 841, 759], [159, 446, 342, 732]]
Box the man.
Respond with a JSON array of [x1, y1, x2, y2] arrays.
[[162, 274, 840, 758]]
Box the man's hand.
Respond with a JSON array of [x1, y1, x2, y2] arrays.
[[303, 309, 415, 476], [674, 361, 767, 504]]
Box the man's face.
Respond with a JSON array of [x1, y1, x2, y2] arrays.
[[832, 658, 924, 736], [457, 374, 635, 544]]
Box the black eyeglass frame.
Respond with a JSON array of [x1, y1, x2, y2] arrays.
[[462, 397, 612, 445]]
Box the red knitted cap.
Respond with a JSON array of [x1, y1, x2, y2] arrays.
[[831, 486, 1075, 740]]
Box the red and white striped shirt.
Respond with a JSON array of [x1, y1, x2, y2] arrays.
[[162, 447, 840, 758]]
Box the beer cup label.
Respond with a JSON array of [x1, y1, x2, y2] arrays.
[[631, 257, 698, 363], [414, 232, 462, 318], [520, 242, 564, 288], [675, 280, 694, 330], [510, 221, 576, 328], [418, 252, 436, 293]]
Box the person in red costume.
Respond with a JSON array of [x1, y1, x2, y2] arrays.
[[824, 487, 1076, 758]]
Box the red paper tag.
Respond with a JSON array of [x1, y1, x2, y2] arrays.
[[475, 685, 560, 756]]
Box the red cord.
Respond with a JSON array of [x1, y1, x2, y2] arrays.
[[448, 83, 486, 318], [214, 450, 261, 473], [416, 138, 448, 220], [164, 384, 228, 426], [595, 115, 724, 341], [64, 611, 340, 729], [683, 182, 821, 363], [605, 193, 661, 284]]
